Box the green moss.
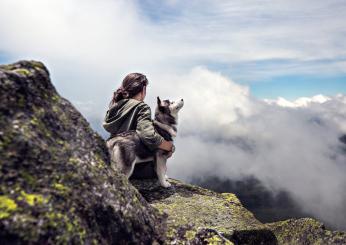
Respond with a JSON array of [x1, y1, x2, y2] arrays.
[[266, 218, 346, 245], [14, 68, 31, 76], [53, 183, 70, 193], [185, 230, 197, 240], [51, 94, 60, 103], [166, 226, 178, 240], [0, 64, 16, 70], [68, 157, 80, 164], [221, 193, 241, 205], [30, 117, 39, 126], [52, 105, 59, 113], [28, 116, 52, 138], [205, 235, 222, 244], [45, 212, 86, 242], [32, 106, 46, 117], [152, 190, 259, 237], [46, 212, 63, 222], [94, 153, 106, 168], [131, 179, 275, 244], [18, 191, 48, 206], [29, 61, 45, 70], [209, 236, 233, 245], [0, 195, 18, 219]]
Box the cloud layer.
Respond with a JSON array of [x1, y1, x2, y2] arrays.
[[163, 67, 346, 229]]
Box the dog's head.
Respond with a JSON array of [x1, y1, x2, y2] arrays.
[[156, 97, 184, 119]]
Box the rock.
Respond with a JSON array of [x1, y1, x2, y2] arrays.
[[0, 60, 166, 244], [267, 218, 346, 244], [131, 178, 277, 244], [131, 178, 346, 244]]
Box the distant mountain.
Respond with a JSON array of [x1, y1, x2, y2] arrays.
[[339, 135, 346, 154], [340, 135, 346, 145]]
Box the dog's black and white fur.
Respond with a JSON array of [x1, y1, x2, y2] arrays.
[[106, 97, 184, 187]]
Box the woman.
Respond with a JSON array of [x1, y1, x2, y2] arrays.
[[103, 73, 174, 162]]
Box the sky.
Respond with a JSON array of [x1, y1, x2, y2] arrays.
[[1, 0, 346, 229]]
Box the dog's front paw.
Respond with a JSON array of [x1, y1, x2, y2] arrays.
[[165, 174, 169, 180], [161, 181, 171, 188]]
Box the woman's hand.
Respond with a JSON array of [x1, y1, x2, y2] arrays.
[[158, 140, 173, 152]]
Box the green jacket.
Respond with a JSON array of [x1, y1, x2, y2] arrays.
[[103, 98, 164, 151]]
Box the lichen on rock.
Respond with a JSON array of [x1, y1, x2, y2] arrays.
[[131, 178, 278, 244], [267, 218, 346, 245], [0, 60, 166, 244]]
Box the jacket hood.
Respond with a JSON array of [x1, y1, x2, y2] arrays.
[[103, 98, 142, 133]]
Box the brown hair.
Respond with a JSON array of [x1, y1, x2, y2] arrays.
[[110, 73, 149, 106]]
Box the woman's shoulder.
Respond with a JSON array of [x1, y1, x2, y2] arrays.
[[131, 99, 150, 110]]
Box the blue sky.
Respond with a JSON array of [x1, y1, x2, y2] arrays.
[[250, 75, 346, 100], [134, 0, 346, 99], [0, 0, 345, 102]]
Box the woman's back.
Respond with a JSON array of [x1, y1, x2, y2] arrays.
[[103, 98, 143, 138]]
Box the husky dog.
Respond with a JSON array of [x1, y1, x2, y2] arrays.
[[106, 97, 184, 187]]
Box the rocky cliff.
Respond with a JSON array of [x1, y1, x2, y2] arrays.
[[0, 60, 345, 244], [0, 61, 166, 244]]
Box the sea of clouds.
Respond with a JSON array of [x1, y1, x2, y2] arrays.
[[156, 67, 346, 229]]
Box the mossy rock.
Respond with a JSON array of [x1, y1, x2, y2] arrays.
[[0, 60, 167, 244], [131, 178, 278, 244], [267, 218, 346, 245], [131, 178, 346, 244]]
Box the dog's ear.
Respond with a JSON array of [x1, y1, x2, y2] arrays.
[[157, 96, 161, 105], [157, 96, 166, 113]]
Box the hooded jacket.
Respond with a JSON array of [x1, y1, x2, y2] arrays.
[[103, 98, 164, 151]]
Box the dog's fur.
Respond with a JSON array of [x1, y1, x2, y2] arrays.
[[106, 97, 184, 187]]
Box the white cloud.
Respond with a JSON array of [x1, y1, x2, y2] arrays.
[[264, 94, 331, 108], [161, 67, 346, 229], [1, 0, 346, 80]]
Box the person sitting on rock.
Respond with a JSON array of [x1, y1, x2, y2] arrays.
[[102, 73, 174, 175]]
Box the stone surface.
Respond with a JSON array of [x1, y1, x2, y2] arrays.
[[267, 218, 346, 245], [131, 178, 278, 244], [133, 178, 346, 244], [0, 60, 166, 244]]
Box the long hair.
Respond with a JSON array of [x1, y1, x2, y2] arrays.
[[109, 73, 149, 107]]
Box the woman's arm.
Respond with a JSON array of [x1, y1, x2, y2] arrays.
[[136, 103, 172, 151]]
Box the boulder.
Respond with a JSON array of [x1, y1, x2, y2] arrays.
[[0, 60, 166, 244], [267, 218, 346, 244], [131, 178, 277, 244]]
